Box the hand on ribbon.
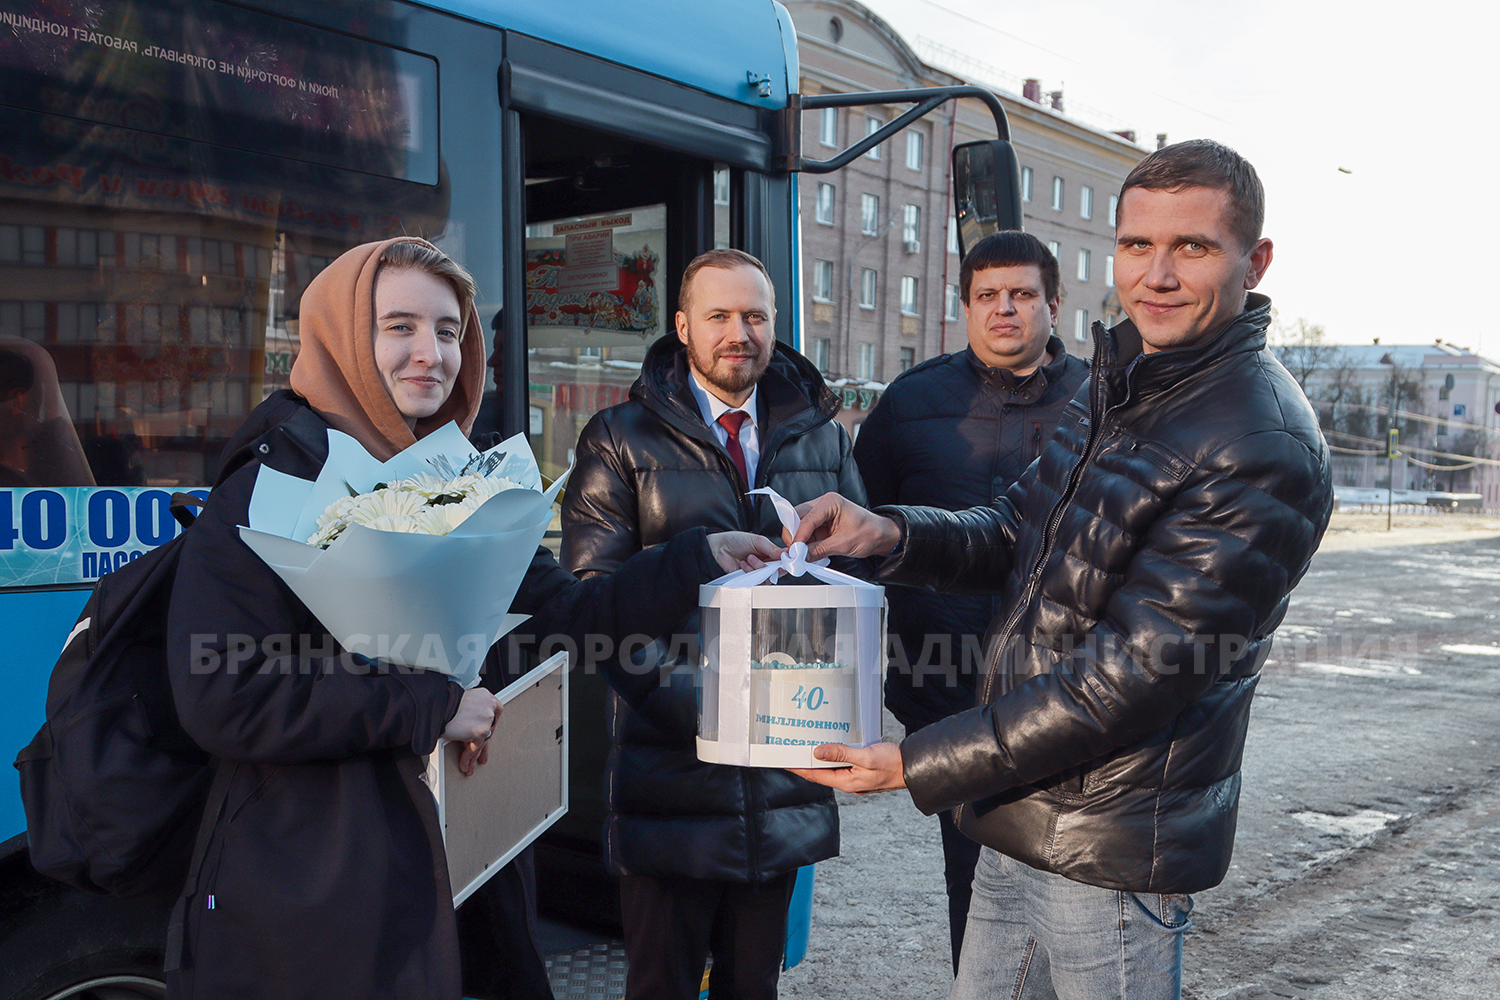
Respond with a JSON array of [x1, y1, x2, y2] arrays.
[[788, 492, 904, 561], [712, 488, 875, 589], [706, 530, 786, 574]]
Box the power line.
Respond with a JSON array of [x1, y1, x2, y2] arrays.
[[887, 0, 1238, 127], [1325, 429, 1500, 468]]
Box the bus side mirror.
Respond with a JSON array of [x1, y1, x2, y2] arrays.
[[952, 139, 1024, 257]]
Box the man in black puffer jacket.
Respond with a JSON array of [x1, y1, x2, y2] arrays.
[[788, 141, 1333, 1000], [854, 231, 1087, 972], [562, 249, 863, 1000]]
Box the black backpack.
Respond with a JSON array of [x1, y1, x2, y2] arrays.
[[13, 408, 325, 903], [13, 499, 210, 903]]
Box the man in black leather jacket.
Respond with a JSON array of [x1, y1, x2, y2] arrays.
[[561, 249, 864, 1000], [787, 141, 1333, 999], [853, 231, 1087, 971]]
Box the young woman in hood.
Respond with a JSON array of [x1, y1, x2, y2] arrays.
[[163, 237, 777, 1000]]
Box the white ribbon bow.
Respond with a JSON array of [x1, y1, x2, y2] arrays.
[[714, 488, 872, 589]]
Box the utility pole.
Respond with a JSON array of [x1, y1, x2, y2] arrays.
[[1380, 352, 1398, 531]]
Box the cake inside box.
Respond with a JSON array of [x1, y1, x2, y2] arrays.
[[750, 605, 862, 747]]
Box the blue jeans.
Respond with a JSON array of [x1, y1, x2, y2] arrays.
[[951, 849, 1192, 1000]]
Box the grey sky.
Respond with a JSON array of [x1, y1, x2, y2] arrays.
[[862, 0, 1500, 357]]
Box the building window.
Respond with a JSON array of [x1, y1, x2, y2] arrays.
[[1080, 185, 1093, 220], [816, 183, 835, 225], [902, 204, 921, 247], [948, 216, 960, 254], [945, 282, 961, 320], [1074, 308, 1089, 342], [813, 259, 833, 301], [899, 346, 916, 371], [906, 130, 923, 171], [865, 115, 882, 159], [900, 275, 919, 315], [861, 194, 880, 235], [858, 342, 875, 379], [1108, 194, 1119, 226], [819, 107, 837, 147], [713, 168, 730, 206], [1105, 254, 1114, 287], [811, 336, 830, 372], [1051, 176, 1064, 211], [1077, 248, 1091, 282], [1021, 166, 1033, 203], [860, 268, 877, 308], [1047, 240, 1061, 260]]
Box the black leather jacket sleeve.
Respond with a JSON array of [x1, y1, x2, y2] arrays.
[[900, 429, 1327, 815], [874, 477, 1026, 595], [562, 411, 641, 579]]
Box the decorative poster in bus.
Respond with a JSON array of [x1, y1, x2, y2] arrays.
[[524, 212, 666, 348], [0, 0, 438, 184], [0, 487, 206, 588]]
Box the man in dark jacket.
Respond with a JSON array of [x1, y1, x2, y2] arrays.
[[562, 248, 864, 1000], [787, 141, 1333, 999], [853, 231, 1088, 972]]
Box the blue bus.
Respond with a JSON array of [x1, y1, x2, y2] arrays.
[[0, 1, 1015, 994]]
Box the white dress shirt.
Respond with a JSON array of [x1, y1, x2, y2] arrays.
[[687, 371, 761, 486]]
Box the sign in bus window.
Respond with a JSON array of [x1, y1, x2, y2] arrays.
[[0, 0, 438, 184], [0, 486, 208, 587], [525, 206, 666, 484]]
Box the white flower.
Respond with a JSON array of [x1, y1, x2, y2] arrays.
[[468, 476, 523, 503], [313, 492, 363, 529], [415, 504, 475, 536], [392, 473, 454, 500], [346, 489, 427, 523]]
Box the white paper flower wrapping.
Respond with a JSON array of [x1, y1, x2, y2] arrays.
[[238, 422, 569, 687]]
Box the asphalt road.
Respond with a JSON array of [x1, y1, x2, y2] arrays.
[[778, 525, 1500, 1000]]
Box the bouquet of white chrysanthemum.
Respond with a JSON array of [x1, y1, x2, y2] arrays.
[[306, 471, 527, 549], [238, 423, 568, 687]]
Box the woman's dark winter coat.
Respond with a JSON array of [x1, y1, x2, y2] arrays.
[[853, 338, 1088, 731], [165, 391, 722, 1000], [561, 336, 864, 883], [891, 296, 1334, 895]]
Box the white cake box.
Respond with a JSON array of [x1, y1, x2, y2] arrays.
[[695, 489, 884, 769]]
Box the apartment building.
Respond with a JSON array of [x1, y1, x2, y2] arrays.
[[787, 0, 1144, 434]]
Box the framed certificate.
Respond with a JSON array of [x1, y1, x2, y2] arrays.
[[425, 651, 569, 905]]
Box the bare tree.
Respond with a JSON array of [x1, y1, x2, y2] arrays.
[[1272, 317, 1343, 392], [1270, 316, 1371, 437]]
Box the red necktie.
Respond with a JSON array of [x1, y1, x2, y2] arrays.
[[718, 411, 750, 486]]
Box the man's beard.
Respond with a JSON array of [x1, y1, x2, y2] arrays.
[[686, 337, 770, 396]]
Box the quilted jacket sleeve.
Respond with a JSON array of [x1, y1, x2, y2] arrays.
[[851, 392, 898, 508], [561, 411, 641, 579], [872, 461, 1032, 595], [900, 428, 1331, 814]]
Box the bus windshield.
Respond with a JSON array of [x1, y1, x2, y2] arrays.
[[0, 2, 451, 588]]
